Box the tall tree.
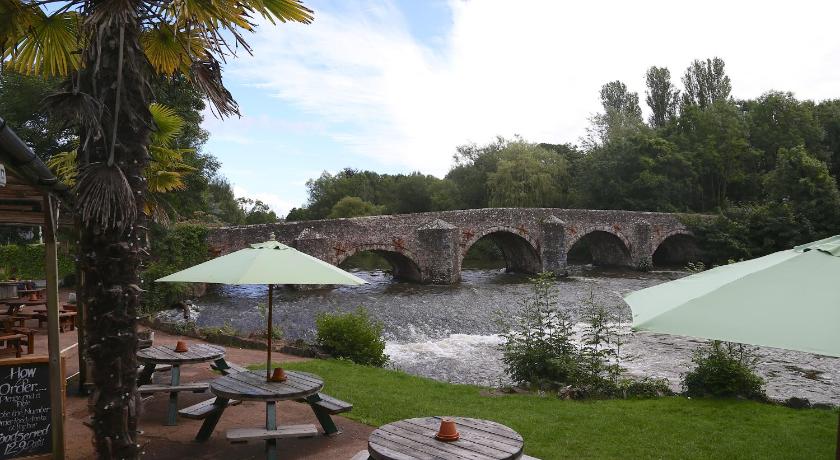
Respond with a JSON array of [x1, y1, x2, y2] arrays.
[[742, 91, 824, 171], [1, 2, 313, 458], [681, 57, 732, 109], [645, 66, 680, 128], [586, 80, 643, 147], [0, 70, 75, 160], [486, 142, 571, 208], [815, 99, 840, 179]]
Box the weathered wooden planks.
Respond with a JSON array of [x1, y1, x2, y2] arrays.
[[138, 382, 209, 393], [178, 397, 241, 420], [210, 370, 323, 401], [367, 417, 524, 460], [226, 424, 319, 441], [137, 343, 225, 365]]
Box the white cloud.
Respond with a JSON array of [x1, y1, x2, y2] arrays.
[[225, 0, 840, 177], [233, 185, 297, 217]]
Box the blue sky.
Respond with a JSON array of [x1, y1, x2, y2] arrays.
[[202, 0, 840, 216]]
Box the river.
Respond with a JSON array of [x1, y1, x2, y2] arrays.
[[159, 267, 840, 405]]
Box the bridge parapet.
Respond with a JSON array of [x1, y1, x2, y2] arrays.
[[205, 208, 698, 284]]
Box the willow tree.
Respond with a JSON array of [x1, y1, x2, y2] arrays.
[[0, 1, 312, 457]]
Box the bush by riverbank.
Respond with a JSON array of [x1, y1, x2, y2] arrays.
[[258, 359, 836, 459]]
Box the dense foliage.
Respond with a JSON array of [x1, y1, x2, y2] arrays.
[[315, 307, 389, 366], [683, 341, 767, 401], [499, 273, 670, 399], [0, 244, 74, 280], [286, 57, 840, 262], [141, 224, 210, 311]]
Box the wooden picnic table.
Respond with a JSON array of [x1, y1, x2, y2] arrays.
[[137, 343, 225, 426], [2, 298, 45, 315], [366, 416, 525, 460], [198, 370, 324, 460]]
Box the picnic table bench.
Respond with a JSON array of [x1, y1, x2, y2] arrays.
[[137, 343, 225, 425], [198, 369, 325, 460], [210, 360, 352, 436], [0, 333, 26, 358], [32, 310, 76, 331]]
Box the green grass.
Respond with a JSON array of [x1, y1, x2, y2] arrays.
[[249, 360, 837, 459]]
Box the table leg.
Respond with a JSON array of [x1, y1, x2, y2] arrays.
[[196, 397, 229, 442], [138, 363, 156, 386], [306, 394, 341, 435], [265, 401, 277, 460], [165, 365, 181, 426]]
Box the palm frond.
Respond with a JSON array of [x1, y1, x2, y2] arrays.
[[0, 0, 39, 54], [141, 25, 208, 75], [190, 57, 239, 117], [149, 102, 184, 147], [41, 90, 103, 134], [246, 0, 314, 25], [74, 163, 137, 232], [4, 11, 81, 76], [47, 150, 80, 187]]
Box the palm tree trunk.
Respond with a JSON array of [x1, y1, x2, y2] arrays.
[[77, 11, 151, 459]]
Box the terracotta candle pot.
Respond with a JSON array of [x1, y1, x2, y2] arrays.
[[270, 367, 287, 382], [174, 341, 189, 352], [435, 418, 459, 442]]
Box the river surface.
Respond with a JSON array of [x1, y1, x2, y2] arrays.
[[158, 267, 840, 405]]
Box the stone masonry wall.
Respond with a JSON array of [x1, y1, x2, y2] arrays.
[[206, 208, 693, 284]]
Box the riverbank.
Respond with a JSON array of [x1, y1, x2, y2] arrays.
[[162, 267, 840, 405]]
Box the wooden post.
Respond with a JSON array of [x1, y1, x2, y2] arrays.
[[266, 283, 273, 381], [43, 193, 65, 459], [75, 249, 88, 395]]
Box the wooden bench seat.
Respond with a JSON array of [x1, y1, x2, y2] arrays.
[[226, 424, 318, 442], [11, 327, 35, 354], [350, 450, 370, 460], [138, 382, 209, 394], [33, 311, 77, 332], [521, 455, 541, 460], [178, 397, 241, 420], [0, 333, 25, 358], [302, 393, 353, 414]]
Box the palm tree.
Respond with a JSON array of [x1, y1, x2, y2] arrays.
[[1, 1, 312, 458], [48, 103, 198, 223]]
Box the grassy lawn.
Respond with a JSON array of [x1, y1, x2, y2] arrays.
[[249, 359, 836, 459]]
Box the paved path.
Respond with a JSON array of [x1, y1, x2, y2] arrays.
[[65, 328, 373, 459]]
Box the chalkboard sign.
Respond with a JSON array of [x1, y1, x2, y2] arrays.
[[0, 357, 58, 459]]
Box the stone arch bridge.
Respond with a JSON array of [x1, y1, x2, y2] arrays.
[[206, 208, 698, 284]]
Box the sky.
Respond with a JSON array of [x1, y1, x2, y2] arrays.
[[203, 0, 840, 216]]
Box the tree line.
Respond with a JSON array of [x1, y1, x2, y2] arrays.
[[287, 58, 840, 262]]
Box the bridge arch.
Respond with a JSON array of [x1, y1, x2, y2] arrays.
[[566, 226, 632, 267], [335, 244, 423, 282], [461, 226, 541, 274], [652, 231, 698, 267]]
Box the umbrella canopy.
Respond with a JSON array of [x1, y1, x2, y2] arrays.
[[156, 236, 367, 285], [626, 235, 840, 458], [625, 235, 840, 358], [157, 233, 366, 380]]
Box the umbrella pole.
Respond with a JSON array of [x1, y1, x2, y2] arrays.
[[267, 283, 273, 382]]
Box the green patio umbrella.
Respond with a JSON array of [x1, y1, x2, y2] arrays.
[[624, 235, 840, 456], [156, 233, 366, 381]]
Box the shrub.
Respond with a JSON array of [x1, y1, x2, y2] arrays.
[[682, 341, 766, 401], [498, 272, 580, 387], [315, 307, 388, 366], [499, 273, 671, 399]]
